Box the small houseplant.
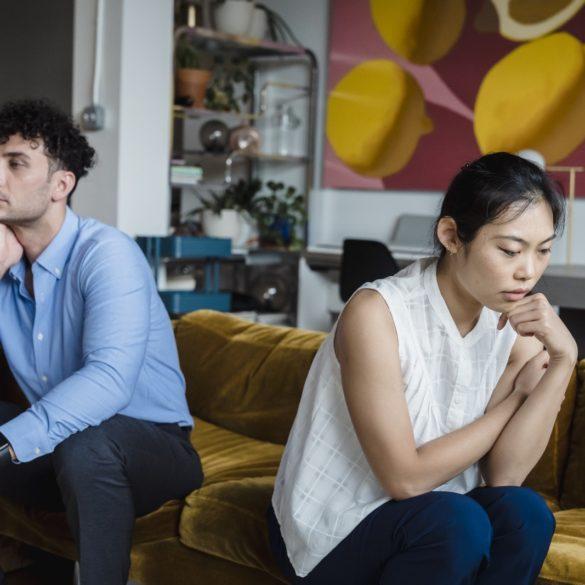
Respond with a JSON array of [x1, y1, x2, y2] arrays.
[[191, 179, 263, 242], [205, 55, 255, 113], [252, 181, 306, 249], [175, 37, 211, 108]]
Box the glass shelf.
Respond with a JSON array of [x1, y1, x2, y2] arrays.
[[172, 150, 308, 164], [176, 26, 309, 58], [173, 105, 261, 121]]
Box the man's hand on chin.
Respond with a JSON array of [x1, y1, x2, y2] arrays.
[[0, 223, 23, 278]]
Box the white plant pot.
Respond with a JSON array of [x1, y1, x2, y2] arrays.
[[247, 7, 267, 39], [202, 209, 242, 241], [234, 211, 259, 249], [215, 1, 255, 37]]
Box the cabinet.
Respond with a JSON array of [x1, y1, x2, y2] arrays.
[[137, 236, 232, 315]]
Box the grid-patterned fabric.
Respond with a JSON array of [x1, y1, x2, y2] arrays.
[[272, 256, 517, 577]]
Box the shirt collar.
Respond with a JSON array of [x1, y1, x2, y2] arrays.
[[35, 207, 80, 280]]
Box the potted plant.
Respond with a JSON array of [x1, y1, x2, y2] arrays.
[[175, 37, 211, 108], [214, 0, 255, 37], [205, 55, 255, 113], [192, 179, 263, 242], [251, 181, 306, 249]]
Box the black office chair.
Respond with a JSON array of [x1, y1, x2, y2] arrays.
[[339, 239, 400, 302]]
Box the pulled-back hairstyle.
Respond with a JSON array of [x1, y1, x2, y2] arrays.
[[433, 152, 565, 259], [0, 98, 96, 204]]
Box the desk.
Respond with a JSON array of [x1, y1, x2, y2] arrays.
[[300, 248, 585, 356]]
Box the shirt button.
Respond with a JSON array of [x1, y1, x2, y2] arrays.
[[54, 268, 61, 276], [34, 447, 41, 455], [37, 332, 44, 341], [41, 375, 48, 382]]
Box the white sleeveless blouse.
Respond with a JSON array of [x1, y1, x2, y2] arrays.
[[272, 256, 517, 577]]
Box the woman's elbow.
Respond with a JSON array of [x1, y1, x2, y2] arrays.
[[385, 479, 425, 501]]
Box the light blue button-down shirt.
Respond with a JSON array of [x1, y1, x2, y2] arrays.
[[0, 207, 192, 462]]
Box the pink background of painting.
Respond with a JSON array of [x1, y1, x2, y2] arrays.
[[323, 0, 585, 197]]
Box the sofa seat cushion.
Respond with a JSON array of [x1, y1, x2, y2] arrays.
[[130, 536, 283, 585], [540, 508, 585, 585], [179, 477, 284, 582], [0, 497, 184, 561], [191, 417, 284, 486], [180, 418, 286, 579], [541, 494, 561, 513]]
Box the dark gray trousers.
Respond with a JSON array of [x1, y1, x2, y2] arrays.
[[0, 401, 204, 585]]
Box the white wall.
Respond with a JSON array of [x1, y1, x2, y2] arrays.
[[72, 0, 172, 237], [263, 0, 329, 189], [72, 0, 121, 229]]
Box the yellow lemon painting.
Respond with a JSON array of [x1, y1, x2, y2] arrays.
[[324, 0, 585, 192], [327, 60, 433, 177], [475, 32, 585, 164]]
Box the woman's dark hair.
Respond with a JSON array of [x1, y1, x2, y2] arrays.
[[0, 98, 96, 204], [433, 152, 565, 259]]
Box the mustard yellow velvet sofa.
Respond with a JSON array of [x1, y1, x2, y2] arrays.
[[0, 309, 584, 584]]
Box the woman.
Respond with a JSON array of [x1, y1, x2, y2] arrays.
[[268, 153, 578, 584]]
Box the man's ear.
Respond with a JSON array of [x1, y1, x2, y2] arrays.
[[50, 170, 76, 203]]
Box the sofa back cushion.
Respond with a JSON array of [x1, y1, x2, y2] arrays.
[[174, 310, 326, 445], [560, 360, 585, 508], [524, 363, 579, 501]]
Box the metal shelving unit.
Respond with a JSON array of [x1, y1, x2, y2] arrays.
[[155, 25, 318, 322], [172, 25, 318, 231]]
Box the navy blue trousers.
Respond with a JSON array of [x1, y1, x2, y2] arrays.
[[268, 486, 555, 584], [0, 401, 203, 585]]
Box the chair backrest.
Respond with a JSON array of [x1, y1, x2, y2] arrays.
[[340, 239, 400, 302]]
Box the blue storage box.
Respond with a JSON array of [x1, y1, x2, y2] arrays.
[[158, 291, 231, 314]]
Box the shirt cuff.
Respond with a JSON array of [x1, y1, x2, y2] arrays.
[[0, 410, 52, 462]]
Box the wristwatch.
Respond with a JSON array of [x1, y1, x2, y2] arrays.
[[0, 433, 14, 466]]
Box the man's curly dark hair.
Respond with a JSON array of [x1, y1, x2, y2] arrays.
[[0, 98, 96, 203]]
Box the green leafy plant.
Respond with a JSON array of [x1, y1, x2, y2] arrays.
[[187, 179, 305, 248], [251, 181, 306, 248], [205, 55, 255, 113], [175, 38, 201, 69], [191, 178, 263, 216]]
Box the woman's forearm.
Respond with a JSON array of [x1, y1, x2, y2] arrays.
[[480, 356, 575, 486], [402, 390, 525, 498]]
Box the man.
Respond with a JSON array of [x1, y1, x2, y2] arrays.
[[0, 99, 203, 585]]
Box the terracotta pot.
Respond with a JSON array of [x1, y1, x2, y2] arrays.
[[176, 68, 212, 108]]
